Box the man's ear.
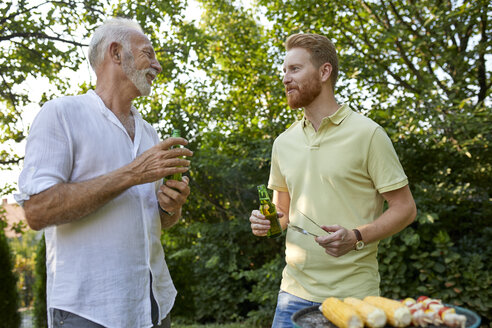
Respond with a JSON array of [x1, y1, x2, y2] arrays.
[[109, 42, 123, 63], [319, 62, 332, 83]]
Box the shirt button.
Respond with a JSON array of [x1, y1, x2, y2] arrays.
[[60, 321, 64, 325]]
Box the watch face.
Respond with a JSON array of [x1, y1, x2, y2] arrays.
[[356, 240, 365, 250]]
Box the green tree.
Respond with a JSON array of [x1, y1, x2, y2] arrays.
[[32, 235, 46, 328], [9, 230, 39, 308], [0, 209, 21, 328], [0, 0, 107, 168]]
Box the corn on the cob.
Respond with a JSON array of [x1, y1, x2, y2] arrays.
[[363, 296, 411, 327], [344, 297, 387, 328], [321, 297, 363, 328]]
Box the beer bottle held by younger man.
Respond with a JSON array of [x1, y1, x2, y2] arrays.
[[257, 184, 283, 238]]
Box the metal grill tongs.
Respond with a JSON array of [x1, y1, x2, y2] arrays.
[[288, 209, 332, 237], [288, 224, 319, 237]]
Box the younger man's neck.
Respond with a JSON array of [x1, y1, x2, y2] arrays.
[[304, 93, 340, 132]]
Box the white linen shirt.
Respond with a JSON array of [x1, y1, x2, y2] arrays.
[[15, 90, 177, 328]]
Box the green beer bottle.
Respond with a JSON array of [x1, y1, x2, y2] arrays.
[[257, 184, 282, 238], [169, 129, 182, 181]]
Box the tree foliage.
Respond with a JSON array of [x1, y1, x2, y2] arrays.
[[0, 210, 21, 327], [0, 0, 106, 166], [33, 235, 46, 328]]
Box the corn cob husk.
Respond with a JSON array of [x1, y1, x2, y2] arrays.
[[321, 297, 363, 328], [363, 296, 411, 327], [344, 297, 387, 328]]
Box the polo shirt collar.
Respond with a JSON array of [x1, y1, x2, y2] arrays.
[[301, 103, 351, 128], [328, 103, 351, 125]]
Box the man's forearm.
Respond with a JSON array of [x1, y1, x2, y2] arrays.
[[358, 185, 417, 244], [24, 166, 137, 230]]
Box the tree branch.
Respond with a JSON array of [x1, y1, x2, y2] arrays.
[[0, 32, 86, 47], [0, 0, 52, 25], [351, 5, 420, 94], [425, 61, 452, 98], [0, 157, 24, 166], [477, 4, 488, 103], [382, 0, 425, 83]]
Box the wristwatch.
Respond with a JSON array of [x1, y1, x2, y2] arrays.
[[157, 201, 175, 217], [353, 229, 365, 251]]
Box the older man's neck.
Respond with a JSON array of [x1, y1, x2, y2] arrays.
[[95, 82, 136, 117]]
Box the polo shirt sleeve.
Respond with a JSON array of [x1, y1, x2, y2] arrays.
[[268, 141, 288, 192], [367, 127, 408, 194], [15, 101, 73, 205]]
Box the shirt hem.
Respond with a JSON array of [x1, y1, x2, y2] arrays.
[[280, 283, 380, 303], [377, 178, 408, 194], [267, 184, 288, 192]]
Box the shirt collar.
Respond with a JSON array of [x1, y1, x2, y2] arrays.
[[328, 103, 351, 125], [88, 90, 141, 120], [301, 103, 351, 128]]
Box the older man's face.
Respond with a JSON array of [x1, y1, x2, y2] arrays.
[[121, 32, 162, 96]]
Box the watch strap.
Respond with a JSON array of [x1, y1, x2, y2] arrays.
[[157, 201, 175, 216], [353, 228, 363, 242]]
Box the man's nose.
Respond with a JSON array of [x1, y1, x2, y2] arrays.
[[152, 59, 162, 74], [283, 73, 291, 85]]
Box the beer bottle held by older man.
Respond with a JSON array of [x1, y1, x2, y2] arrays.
[[168, 128, 182, 181]]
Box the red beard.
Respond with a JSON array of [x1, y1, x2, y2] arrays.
[[285, 76, 322, 109]]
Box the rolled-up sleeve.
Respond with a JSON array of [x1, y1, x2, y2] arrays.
[[15, 101, 73, 205]]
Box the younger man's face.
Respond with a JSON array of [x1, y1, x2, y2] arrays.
[[282, 47, 322, 109]]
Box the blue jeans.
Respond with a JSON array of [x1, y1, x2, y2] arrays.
[[272, 290, 321, 328]]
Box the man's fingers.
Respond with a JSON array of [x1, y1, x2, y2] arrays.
[[156, 137, 189, 150], [249, 210, 272, 236], [163, 157, 191, 169], [159, 147, 193, 159], [165, 179, 191, 196], [249, 210, 267, 222], [320, 225, 341, 233], [159, 179, 190, 212]]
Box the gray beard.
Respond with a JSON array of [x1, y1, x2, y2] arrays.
[[122, 56, 152, 96]]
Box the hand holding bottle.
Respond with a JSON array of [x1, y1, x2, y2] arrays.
[[250, 185, 284, 238], [249, 209, 285, 237]]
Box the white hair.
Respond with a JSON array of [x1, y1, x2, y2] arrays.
[[88, 17, 144, 72]]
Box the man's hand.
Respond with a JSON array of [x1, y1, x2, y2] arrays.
[[158, 176, 191, 215], [128, 137, 193, 185], [315, 225, 357, 257], [249, 210, 285, 236]]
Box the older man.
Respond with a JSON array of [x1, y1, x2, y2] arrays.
[[249, 33, 417, 327], [15, 18, 192, 328]]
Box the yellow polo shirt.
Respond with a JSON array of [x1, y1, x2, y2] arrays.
[[268, 104, 408, 302]]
